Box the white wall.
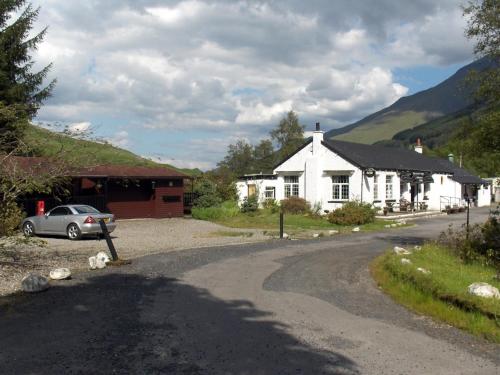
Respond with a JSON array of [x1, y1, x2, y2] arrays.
[[236, 179, 279, 207]]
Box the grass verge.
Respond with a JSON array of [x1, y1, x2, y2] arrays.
[[206, 231, 254, 238], [371, 244, 500, 342]]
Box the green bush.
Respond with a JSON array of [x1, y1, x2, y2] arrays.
[[192, 200, 239, 220], [280, 196, 310, 214], [0, 201, 25, 237], [262, 199, 280, 213], [327, 201, 376, 225], [193, 177, 221, 208], [438, 206, 499, 272], [241, 195, 259, 213]]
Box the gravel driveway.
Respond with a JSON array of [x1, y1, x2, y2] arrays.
[[0, 207, 498, 374], [0, 218, 269, 296]]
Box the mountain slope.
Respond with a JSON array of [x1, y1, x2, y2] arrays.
[[23, 124, 201, 176], [326, 58, 492, 144]]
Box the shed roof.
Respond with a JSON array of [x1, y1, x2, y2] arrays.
[[2, 156, 190, 179]]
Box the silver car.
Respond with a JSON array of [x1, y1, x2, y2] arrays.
[[22, 205, 116, 240]]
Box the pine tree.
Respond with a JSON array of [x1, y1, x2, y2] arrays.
[[270, 111, 305, 160], [0, 0, 55, 152]]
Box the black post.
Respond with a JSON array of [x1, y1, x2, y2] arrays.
[[466, 199, 470, 239], [279, 211, 284, 239], [99, 219, 119, 261]]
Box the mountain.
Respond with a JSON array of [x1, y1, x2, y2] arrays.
[[23, 124, 201, 176], [325, 58, 493, 144]]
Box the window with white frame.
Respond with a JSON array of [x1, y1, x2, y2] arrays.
[[332, 175, 349, 200], [373, 174, 379, 200], [385, 175, 394, 199], [264, 186, 275, 200], [284, 176, 299, 197]]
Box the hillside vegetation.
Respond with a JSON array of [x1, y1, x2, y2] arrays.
[[24, 124, 200, 176], [326, 58, 492, 144]]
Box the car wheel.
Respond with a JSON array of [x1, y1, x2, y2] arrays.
[[67, 223, 82, 240], [22, 222, 35, 237]]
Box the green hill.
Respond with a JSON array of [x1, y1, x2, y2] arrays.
[[326, 58, 493, 144], [374, 106, 479, 149], [23, 124, 201, 176]]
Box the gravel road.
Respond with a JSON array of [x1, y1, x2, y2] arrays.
[[0, 217, 269, 296], [0, 207, 498, 374]]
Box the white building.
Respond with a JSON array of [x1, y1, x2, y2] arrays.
[[237, 123, 491, 212]]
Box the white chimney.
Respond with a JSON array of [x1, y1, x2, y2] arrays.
[[414, 138, 423, 154], [312, 122, 324, 155]]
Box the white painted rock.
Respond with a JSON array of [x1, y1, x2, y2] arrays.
[[328, 230, 339, 235], [95, 257, 106, 269], [467, 282, 500, 299], [96, 251, 111, 264], [401, 258, 412, 265], [384, 224, 391, 228], [312, 233, 320, 238], [352, 227, 360, 232], [393, 246, 411, 255], [390, 224, 398, 228], [414, 245, 422, 251], [89, 256, 97, 270], [398, 220, 407, 225], [49, 268, 71, 280], [21, 274, 49, 293], [282, 233, 289, 239], [417, 267, 431, 275]]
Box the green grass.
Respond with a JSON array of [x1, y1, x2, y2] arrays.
[[196, 206, 402, 235], [334, 111, 429, 144], [371, 244, 500, 342], [23, 124, 201, 175]]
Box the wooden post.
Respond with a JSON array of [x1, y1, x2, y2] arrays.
[[466, 199, 470, 240], [279, 211, 284, 239], [99, 219, 118, 261]]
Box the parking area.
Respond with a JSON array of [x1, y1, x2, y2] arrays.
[[0, 218, 269, 297]]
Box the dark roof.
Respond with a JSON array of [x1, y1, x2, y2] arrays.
[[77, 165, 189, 179], [322, 140, 455, 173], [273, 139, 487, 184], [3, 156, 189, 179]]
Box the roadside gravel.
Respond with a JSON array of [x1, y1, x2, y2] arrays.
[[0, 217, 269, 297]]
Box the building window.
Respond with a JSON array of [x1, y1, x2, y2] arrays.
[[385, 175, 393, 199], [332, 175, 349, 200], [163, 195, 181, 203], [264, 186, 275, 200], [440, 176, 444, 185], [284, 176, 299, 197], [373, 174, 379, 200]]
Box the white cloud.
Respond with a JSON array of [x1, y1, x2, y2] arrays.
[[108, 130, 130, 147], [30, 0, 474, 169]]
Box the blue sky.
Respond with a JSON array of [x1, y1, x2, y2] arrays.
[[31, 0, 475, 170]]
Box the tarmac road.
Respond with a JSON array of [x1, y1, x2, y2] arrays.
[[0, 207, 498, 374]]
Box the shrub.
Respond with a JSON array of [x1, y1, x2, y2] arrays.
[[192, 200, 239, 220], [241, 195, 259, 213], [327, 201, 376, 225], [0, 201, 24, 237], [280, 197, 310, 214], [193, 177, 221, 208], [438, 206, 500, 272], [263, 199, 280, 213]]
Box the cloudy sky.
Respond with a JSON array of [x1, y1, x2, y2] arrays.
[[31, 0, 475, 170]]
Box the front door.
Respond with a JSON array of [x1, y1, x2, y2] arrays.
[[248, 184, 256, 197], [410, 185, 416, 203]]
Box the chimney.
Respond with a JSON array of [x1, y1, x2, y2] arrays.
[[448, 153, 454, 163], [414, 138, 423, 154], [312, 122, 323, 156]]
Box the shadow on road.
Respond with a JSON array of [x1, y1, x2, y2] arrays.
[[0, 273, 358, 374]]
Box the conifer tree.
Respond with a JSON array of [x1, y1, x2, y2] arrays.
[[0, 0, 55, 152]]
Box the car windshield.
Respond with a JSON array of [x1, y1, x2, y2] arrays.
[[73, 206, 100, 214]]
